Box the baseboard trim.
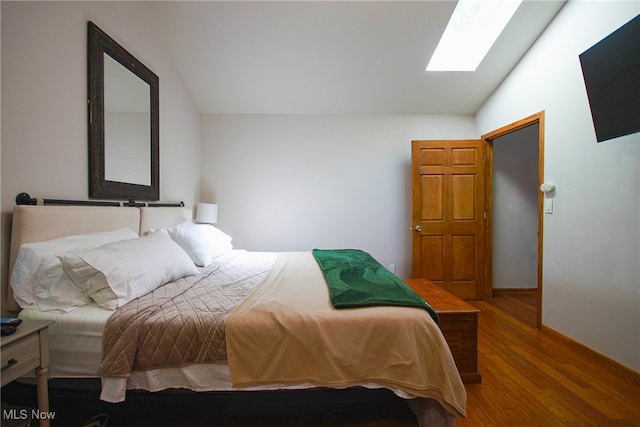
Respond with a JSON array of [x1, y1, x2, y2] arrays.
[[541, 325, 640, 383], [492, 288, 537, 294]]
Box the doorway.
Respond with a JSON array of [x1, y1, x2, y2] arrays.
[[482, 112, 545, 328]]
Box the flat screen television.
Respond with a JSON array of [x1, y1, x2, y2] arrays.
[[579, 14, 640, 143]]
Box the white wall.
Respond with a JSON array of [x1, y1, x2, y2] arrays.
[[493, 125, 539, 289], [1, 1, 202, 314], [2, 0, 637, 373], [477, 1, 640, 370], [201, 114, 475, 279]]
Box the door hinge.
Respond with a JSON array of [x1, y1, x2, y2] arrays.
[[483, 211, 487, 220]]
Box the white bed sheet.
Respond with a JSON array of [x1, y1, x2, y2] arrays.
[[19, 304, 113, 377]]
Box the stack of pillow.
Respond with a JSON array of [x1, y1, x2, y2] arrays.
[[10, 221, 233, 312]]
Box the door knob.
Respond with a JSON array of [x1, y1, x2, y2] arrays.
[[414, 225, 422, 232]]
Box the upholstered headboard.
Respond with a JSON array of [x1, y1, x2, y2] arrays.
[[6, 205, 193, 312], [138, 207, 192, 235]]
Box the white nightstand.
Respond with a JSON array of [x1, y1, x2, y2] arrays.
[[1, 320, 54, 427]]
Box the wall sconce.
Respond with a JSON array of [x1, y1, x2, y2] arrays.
[[195, 203, 218, 224], [540, 183, 556, 193]]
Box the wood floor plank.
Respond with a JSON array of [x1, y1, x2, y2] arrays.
[[458, 295, 640, 427]]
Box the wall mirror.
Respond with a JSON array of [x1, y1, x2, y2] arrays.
[[88, 21, 159, 200]]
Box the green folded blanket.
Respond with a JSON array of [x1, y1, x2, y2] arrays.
[[312, 249, 439, 324]]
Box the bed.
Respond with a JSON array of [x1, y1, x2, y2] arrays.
[[6, 205, 467, 426]]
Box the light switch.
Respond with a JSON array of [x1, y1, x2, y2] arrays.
[[545, 199, 553, 214]]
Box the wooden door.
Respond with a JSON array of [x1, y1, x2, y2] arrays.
[[411, 140, 487, 299]]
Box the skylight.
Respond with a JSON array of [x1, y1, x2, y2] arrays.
[[427, 0, 523, 72]]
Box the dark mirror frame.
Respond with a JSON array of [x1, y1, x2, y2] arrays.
[[88, 21, 159, 201]]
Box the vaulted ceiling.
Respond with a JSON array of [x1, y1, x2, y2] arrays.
[[145, 1, 566, 115]]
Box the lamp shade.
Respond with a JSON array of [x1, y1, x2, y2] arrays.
[[195, 203, 218, 224]]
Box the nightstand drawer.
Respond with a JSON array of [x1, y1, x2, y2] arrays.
[[0, 320, 54, 427], [1, 334, 40, 385]]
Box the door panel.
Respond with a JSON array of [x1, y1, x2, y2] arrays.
[[452, 175, 475, 219], [421, 175, 443, 220], [421, 236, 444, 280], [411, 140, 486, 300]]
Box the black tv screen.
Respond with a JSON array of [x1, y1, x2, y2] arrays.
[[579, 14, 640, 143]]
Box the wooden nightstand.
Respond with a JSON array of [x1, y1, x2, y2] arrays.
[[1, 320, 54, 427], [405, 279, 482, 384]]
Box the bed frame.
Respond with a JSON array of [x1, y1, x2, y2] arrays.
[[4, 204, 468, 426], [6, 205, 481, 382]]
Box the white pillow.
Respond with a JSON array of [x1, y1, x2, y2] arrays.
[[10, 228, 139, 311], [59, 231, 199, 310], [167, 221, 233, 267]]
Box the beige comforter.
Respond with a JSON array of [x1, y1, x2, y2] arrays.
[[226, 252, 467, 418], [98, 251, 466, 418]]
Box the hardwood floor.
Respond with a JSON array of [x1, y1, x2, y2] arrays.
[[459, 293, 640, 426], [2, 294, 638, 426]]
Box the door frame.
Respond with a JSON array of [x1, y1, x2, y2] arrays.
[[481, 111, 545, 328]]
